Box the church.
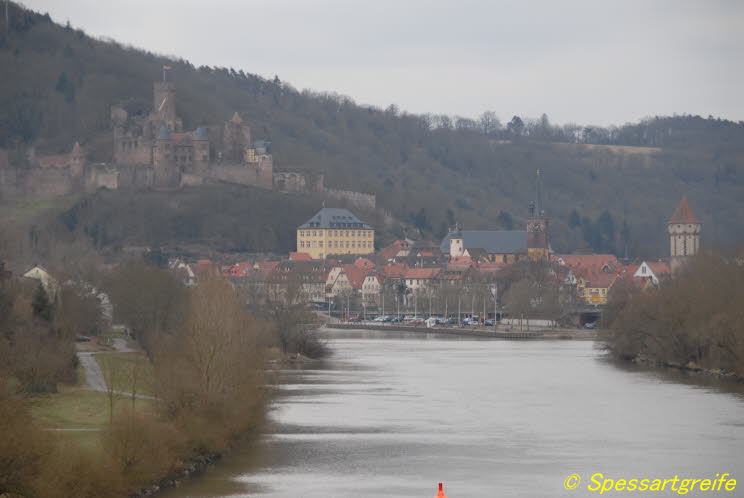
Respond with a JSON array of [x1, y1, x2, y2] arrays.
[[440, 171, 550, 263]]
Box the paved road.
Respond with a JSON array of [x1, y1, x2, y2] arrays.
[[76, 337, 157, 400]]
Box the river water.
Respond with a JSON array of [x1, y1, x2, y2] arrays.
[[161, 328, 744, 498]]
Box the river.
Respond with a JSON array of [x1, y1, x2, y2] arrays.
[[161, 328, 744, 497]]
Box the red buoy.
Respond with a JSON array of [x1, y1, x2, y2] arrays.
[[435, 482, 448, 498]]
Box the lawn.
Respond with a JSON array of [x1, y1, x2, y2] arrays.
[[95, 352, 156, 396], [27, 385, 154, 430]]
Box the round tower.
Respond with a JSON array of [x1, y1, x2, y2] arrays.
[[668, 197, 701, 259]]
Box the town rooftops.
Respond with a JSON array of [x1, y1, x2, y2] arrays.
[[298, 207, 373, 230], [668, 197, 700, 224], [440, 230, 527, 255]]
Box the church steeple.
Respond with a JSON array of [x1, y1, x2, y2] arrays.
[[527, 170, 549, 261]]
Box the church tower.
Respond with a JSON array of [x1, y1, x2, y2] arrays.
[[668, 197, 701, 269], [527, 170, 549, 261], [449, 224, 464, 258]]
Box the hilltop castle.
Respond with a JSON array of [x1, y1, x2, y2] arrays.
[[0, 75, 375, 209]]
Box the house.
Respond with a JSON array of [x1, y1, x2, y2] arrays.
[[633, 260, 671, 285], [361, 273, 384, 306], [23, 265, 59, 299], [573, 266, 618, 305], [267, 260, 329, 303], [403, 267, 441, 294]]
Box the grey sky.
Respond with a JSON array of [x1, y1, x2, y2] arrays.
[[23, 0, 744, 126]]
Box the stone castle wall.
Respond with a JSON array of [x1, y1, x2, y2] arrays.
[[324, 187, 376, 209]]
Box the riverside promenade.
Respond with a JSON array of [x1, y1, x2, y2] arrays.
[[324, 322, 598, 340]]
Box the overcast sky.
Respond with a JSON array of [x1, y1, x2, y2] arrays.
[[23, 0, 744, 126]]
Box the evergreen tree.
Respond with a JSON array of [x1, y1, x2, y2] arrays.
[[32, 283, 52, 321]]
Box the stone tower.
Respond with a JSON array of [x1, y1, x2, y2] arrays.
[[668, 197, 701, 267], [527, 169, 549, 261], [69, 141, 85, 177], [153, 81, 177, 131], [153, 125, 179, 189], [223, 112, 252, 162], [449, 224, 464, 258]]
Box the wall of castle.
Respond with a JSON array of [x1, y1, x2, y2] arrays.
[[115, 164, 154, 189], [86, 166, 120, 191], [25, 167, 77, 197], [211, 163, 271, 189], [274, 172, 307, 193], [324, 188, 376, 209], [114, 139, 152, 165]]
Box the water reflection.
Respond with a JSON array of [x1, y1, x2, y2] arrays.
[[161, 329, 744, 498]]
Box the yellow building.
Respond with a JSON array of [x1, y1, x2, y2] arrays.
[[297, 207, 375, 260]]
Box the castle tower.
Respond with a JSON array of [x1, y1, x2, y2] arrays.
[[527, 169, 549, 261], [153, 125, 180, 189], [192, 127, 210, 171], [153, 81, 177, 131], [69, 141, 85, 177], [668, 197, 701, 268], [222, 112, 251, 162]]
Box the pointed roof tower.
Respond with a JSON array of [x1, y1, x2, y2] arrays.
[[668, 197, 700, 224], [71, 141, 83, 155], [230, 112, 243, 124]]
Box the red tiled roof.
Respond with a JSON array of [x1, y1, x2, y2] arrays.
[[580, 270, 617, 289], [223, 262, 254, 277], [403, 268, 441, 279], [290, 252, 313, 261], [646, 261, 671, 276], [669, 197, 700, 224], [354, 258, 375, 269], [378, 263, 407, 278], [342, 266, 371, 289], [554, 254, 618, 269], [254, 261, 281, 271]]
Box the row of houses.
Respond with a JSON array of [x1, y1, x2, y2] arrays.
[[170, 240, 671, 309]]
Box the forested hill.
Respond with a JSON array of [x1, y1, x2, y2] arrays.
[[1, 3, 743, 257]]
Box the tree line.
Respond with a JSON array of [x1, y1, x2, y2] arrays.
[[605, 249, 744, 377]]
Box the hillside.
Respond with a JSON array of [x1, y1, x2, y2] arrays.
[[1, 2, 743, 260]]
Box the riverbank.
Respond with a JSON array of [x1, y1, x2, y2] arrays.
[[629, 355, 744, 383], [325, 322, 598, 340]]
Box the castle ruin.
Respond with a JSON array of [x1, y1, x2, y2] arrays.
[[0, 75, 376, 210]]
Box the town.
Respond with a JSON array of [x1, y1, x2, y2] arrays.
[[145, 194, 699, 330]]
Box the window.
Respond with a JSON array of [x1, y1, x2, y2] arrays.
[[641, 266, 646, 274], [319, 241, 323, 248], [300, 241, 305, 248], [300, 231, 304, 237], [313, 231, 317, 237], [312, 241, 317, 248]]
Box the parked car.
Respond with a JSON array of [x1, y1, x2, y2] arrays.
[[347, 315, 362, 322], [383, 315, 395, 322], [412, 318, 425, 326], [484, 319, 495, 327], [373, 315, 386, 322], [446, 317, 458, 325], [584, 321, 596, 329], [425, 317, 439, 328], [391, 316, 404, 323], [76, 335, 92, 342]]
